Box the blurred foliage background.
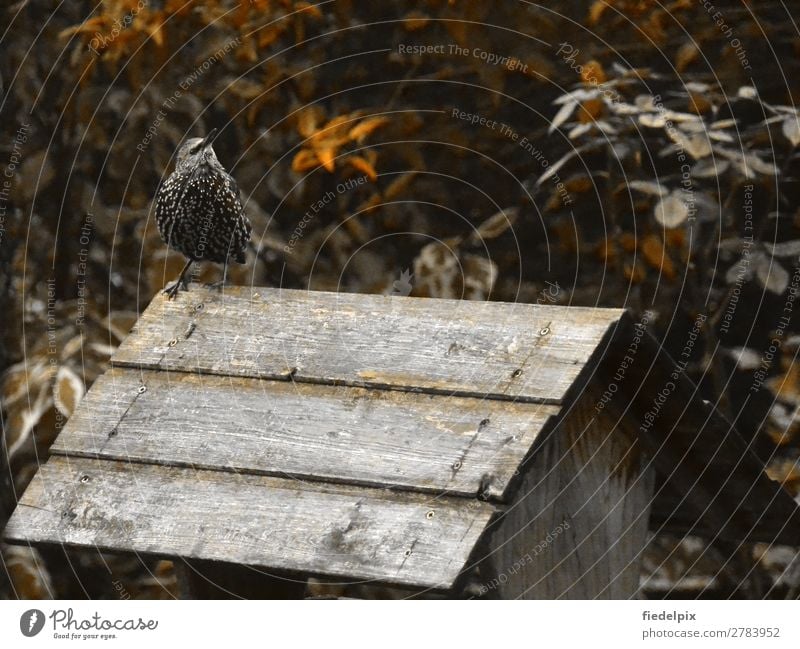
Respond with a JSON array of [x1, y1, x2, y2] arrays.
[[2, 0, 800, 598]]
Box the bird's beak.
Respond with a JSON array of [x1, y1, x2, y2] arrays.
[[200, 128, 218, 148]]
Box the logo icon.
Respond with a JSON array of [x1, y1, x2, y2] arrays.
[[389, 268, 413, 297], [20, 609, 45, 637]]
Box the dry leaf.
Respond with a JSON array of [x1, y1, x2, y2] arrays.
[[725, 346, 762, 371], [629, 180, 669, 197], [470, 207, 519, 243], [654, 192, 690, 228], [53, 366, 85, 418], [783, 115, 800, 147], [549, 101, 578, 134], [19, 151, 55, 202], [754, 253, 790, 294], [691, 159, 729, 178], [764, 240, 800, 258]]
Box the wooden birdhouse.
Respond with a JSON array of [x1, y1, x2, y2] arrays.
[[4, 287, 799, 598]]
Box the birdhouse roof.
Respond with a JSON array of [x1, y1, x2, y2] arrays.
[[4, 287, 798, 589]]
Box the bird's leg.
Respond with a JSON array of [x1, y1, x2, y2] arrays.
[[209, 259, 229, 292], [164, 259, 194, 299]]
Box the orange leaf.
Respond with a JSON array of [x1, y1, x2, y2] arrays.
[[347, 155, 378, 181], [641, 234, 676, 280], [231, 0, 251, 28], [563, 174, 593, 193], [383, 172, 417, 200], [317, 147, 336, 172], [236, 36, 258, 63], [59, 16, 108, 39], [580, 60, 606, 84], [292, 149, 320, 173], [619, 232, 637, 252], [596, 240, 617, 264], [675, 42, 699, 72], [348, 117, 389, 143], [578, 98, 604, 122], [624, 262, 646, 283], [146, 14, 166, 47], [587, 1, 608, 25], [688, 92, 712, 115], [357, 193, 383, 214], [305, 114, 351, 152], [313, 114, 353, 147], [296, 1, 323, 19], [257, 26, 283, 49], [403, 11, 430, 31], [297, 106, 325, 138], [664, 229, 686, 248], [551, 220, 577, 253], [444, 20, 470, 46]]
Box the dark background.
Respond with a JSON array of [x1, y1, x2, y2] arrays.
[[1, 0, 799, 598]]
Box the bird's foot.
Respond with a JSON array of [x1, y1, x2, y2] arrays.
[[163, 278, 189, 300], [207, 278, 227, 292]]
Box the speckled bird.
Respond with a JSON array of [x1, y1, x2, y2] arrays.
[[155, 129, 252, 299]]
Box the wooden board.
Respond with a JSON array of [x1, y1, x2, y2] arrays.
[[50, 368, 561, 500], [111, 286, 624, 404], [3, 456, 495, 590]]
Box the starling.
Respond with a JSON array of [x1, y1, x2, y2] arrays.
[[155, 129, 252, 299]]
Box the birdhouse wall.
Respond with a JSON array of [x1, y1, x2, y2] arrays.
[[481, 387, 655, 599]]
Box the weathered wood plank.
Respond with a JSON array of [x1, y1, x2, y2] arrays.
[[111, 286, 624, 404], [50, 368, 560, 499], [3, 457, 495, 590]]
